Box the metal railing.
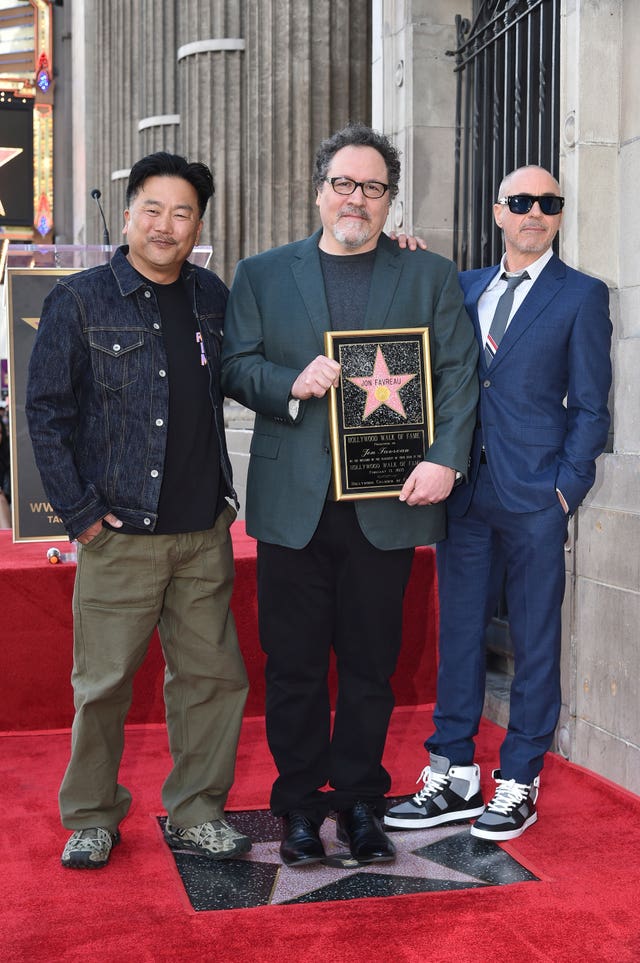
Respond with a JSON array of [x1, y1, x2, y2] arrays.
[[450, 0, 560, 269]]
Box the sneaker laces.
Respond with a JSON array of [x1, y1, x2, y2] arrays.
[[486, 777, 530, 815], [412, 765, 450, 804], [186, 819, 239, 845], [65, 828, 113, 853]]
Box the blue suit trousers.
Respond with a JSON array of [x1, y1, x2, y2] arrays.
[[427, 463, 568, 783]]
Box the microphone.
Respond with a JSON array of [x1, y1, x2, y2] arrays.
[[90, 188, 111, 246]]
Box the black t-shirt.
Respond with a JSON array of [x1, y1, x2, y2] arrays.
[[152, 277, 223, 534], [319, 248, 376, 330], [115, 276, 224, 535]]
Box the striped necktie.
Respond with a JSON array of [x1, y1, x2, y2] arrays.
[[484, 271, 529, 366]]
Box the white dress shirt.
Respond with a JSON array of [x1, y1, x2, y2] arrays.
[[478, 247, 554, 347]]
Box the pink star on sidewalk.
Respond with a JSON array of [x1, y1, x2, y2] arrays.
[[348, 345, 416, 419]]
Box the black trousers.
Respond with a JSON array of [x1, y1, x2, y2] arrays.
[[257, 500, 414, 823]]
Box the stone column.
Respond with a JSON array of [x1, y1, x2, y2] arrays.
[[85, 1, 143, 245], [558, 0, 640, 793], [137, 0, 180, 158], [78, 1, 370, 282], [242, 0, 371, 261], [176, 1, 244, 284], [174, 0, 370, 284], [87, 0, 180, 243]]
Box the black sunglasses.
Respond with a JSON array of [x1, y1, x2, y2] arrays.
[[497, 194, 564, 215]]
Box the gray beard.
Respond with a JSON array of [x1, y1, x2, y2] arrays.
[[333, 221, 371, 249]]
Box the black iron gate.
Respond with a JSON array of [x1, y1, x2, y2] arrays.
[[450, 0, 561, 269]]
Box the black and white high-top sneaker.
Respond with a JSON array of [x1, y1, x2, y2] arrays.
[[470, 770, 540, 841], [384, 753, 485, 829]]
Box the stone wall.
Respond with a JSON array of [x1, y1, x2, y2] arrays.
[[371, 0, 468, 258], [558, 0, 640, 793], [372, 0, 639, 793]]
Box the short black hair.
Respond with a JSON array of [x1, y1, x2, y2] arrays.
[[126, 152, 214, 218], [312, 122, 401, 199]]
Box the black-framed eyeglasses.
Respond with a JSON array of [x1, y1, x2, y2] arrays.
[[325, 176, 390, 199], [497, 194, 564, 215]]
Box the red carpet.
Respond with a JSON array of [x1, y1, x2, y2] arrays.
[[2, 708, 640, 962], [2, 527, 640, 960]]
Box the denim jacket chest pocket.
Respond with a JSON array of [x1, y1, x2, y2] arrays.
[[88, 328, 146, 390]]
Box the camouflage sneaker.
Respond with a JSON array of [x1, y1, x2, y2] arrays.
[[164, 817, 252, 860], [61, 827, 120, 869]]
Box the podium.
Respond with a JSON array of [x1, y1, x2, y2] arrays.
[[3, 244, 213, 541]]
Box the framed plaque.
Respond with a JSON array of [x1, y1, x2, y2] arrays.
[[6, 268, 76, 541], [324, 327, 434, 500]]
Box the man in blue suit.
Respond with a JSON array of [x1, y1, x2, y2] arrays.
[[222, 123, 479, 866], [386, 165, 612, 841]]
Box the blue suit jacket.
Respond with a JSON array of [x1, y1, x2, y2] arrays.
[[221, 231, 479, 550], [448, 254, 612, 517]]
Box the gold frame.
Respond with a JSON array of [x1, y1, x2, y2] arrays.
[[324, 327, 435, 501]]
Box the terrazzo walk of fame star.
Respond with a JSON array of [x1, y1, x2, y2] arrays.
[[157, 808, 538, 912]]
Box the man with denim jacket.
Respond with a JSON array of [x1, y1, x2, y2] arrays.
[[26, 152, 250, 869]]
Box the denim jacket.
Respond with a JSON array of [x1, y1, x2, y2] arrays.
[[26, 246, 236, 541]]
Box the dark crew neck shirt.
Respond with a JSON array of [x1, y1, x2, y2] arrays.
[[116, 275, 224, 535], [319, 248, 376, 329]]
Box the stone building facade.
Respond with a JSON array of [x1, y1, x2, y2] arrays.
[[55, 0, 370, 285], [52, 0, 638, 794], [374, 0, 639, 795]]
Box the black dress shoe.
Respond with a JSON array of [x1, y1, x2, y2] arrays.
[[336, 801, 396, 864], [280, 812, 326, 866]]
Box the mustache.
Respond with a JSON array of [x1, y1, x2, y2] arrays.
[[150, 234, 177, 243], [338, 204, 371, 221]]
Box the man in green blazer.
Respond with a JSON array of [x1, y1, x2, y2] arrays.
[[221, 123, 478, 867]]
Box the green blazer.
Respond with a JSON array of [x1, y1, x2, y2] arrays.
[[221, 231, 479, 550]]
